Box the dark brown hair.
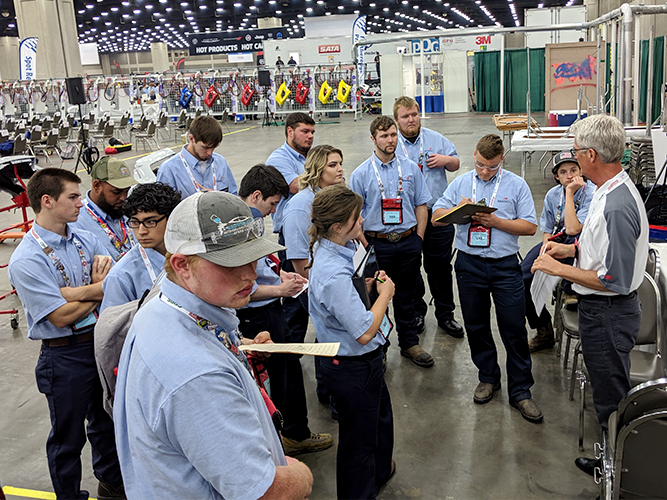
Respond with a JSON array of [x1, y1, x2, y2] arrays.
[[189, 115, 223, 147], [475, 134, 504, 160], [370, 115, 397, 138], [285, 112, 315, 138], [27, 167, 81, 213]]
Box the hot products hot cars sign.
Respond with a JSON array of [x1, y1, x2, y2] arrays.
[[189, 28, 290, 56]]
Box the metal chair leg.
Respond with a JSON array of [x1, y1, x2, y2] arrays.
[[563, 334, 572, 369], [569, 341, 581, 401], [579, 371, 586, 451]]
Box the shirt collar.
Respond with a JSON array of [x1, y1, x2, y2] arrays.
[[372, 151, 396, 168], [161, 278, 240, 333], [283, 142, 306, 162], [400, 127, 422, 144], [83, 191, 111, 220], [33, 222, 74, 248], [319, 237, 356, 260], [180, 146, 210, 170], [473, 168, 501, 184]]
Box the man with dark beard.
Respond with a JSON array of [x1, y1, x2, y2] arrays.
[[70, 157, 138, 261]]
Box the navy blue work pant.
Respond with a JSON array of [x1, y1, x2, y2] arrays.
[[366, 232, 422, 350], [237, 300, 288, 420], [320, 349, 394, 500], [455, 252, 534, 402], [34, 340, 123, 500], [578, 292, 640, 428], [415, 210, 456, 322]]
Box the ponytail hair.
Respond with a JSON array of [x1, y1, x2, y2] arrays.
[[306, 184, 363, 270]]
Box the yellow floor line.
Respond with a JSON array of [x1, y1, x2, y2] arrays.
[[3, 486, 97, 500], [72, 124, 258, 173]]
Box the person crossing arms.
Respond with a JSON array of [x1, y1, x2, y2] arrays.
[[432, 134, 543, 423], [308, 184, 396, 500]]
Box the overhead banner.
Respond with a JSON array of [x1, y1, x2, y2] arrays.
[[353, 16, 368, 83], [19, 37, 38, 81], [189, 28, 289, 56]]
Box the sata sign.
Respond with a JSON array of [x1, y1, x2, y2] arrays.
[[318, 44, 341, 54]]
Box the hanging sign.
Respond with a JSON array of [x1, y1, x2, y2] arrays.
[[19, 37, 38, 80], [189, 28, 289, 56]]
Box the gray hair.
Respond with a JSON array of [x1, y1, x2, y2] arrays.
[[570, 114, 626, 164]]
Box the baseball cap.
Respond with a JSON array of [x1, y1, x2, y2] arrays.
[[552, 150, 579, 173], [165, 191, 286, 268], [91, 157, 138, 189]]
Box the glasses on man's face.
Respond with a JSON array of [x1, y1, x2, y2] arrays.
[[127, 215, 167, 229], [474, 159, 503, 171], [203, 216, 265, 245], [570, 148, 589, 157]]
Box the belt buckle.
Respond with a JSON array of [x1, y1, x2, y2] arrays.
[[387, 231, 400, 243]]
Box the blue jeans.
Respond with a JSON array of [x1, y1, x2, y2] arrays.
[[35, 340, 123, 500], [415, 212, 456, 323], [455, 252, 534, 402], [320, 349, 393, 500], [578, 292, 640, 428]]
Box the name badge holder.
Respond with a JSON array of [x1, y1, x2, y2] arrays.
[[379, 314, 393, 339], [72, 311, 98, 332], [467, 168, 503, 249], [371, 155, 404, 226], [382, 198, 402, 225]]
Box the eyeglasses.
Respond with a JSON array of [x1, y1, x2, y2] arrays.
[[127, 215, 167, 229], [570, 148, 589, 157], [203, 216, 264, 245], [474, 159, 503, 171]]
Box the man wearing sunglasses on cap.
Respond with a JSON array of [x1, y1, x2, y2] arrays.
[[100, 183, 182, 312], [114, 191, 313, 499], [432, 134, 543, 424]]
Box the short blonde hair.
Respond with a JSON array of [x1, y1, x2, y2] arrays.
[[299, 145, 344, 191], [164, 252, 202, 282], [476, 134, 504, 160], [393, 96, 419, 118]]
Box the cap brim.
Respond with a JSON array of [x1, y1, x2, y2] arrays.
[[107, 177, 139, 189], [198, 237, 286, 268]]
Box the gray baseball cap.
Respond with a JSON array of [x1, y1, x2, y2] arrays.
[[552, 150, 579, 171], [164, 191, 285, 267]]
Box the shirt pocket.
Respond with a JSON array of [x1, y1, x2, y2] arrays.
[[494, 198, 516, 220]]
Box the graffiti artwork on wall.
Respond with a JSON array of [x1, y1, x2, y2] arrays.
[[552, 55, 596, 86]]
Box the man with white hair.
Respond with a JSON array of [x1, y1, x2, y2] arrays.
[[533, 114, 649, 477], [113, 191, 313, 499]]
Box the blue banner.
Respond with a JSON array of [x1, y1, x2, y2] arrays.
[[19, 37, 38, 81]]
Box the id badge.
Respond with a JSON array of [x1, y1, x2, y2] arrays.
[[382, 198, 403, 225], [72, 311, 98, 332], [468, 222, 491, 248], [379, 314, 394, 339]]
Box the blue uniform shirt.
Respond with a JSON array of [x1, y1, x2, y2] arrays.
[[540, 180, 596, 234], [433, 169, 537, 259], [8, 223, 110, 340], [266, 142, 306, 233], [309, 238, 385, 356], [114, 278, 286, 500], [397, 127, 459, 209], [70, 191, 135, 261], [283, 187, 316, 260], [156, 146, 238, 200], [349, 153, 431, 234], [100, 245, 165, 312]]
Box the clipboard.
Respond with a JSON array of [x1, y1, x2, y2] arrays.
[[435, 203, 497, 225]]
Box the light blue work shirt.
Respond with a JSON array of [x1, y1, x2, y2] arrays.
[[70, 191, 135, 261], [114, 278, 285, 500], [540, 180, 596, 234], [266, 142, 306, 233], [100, 245, 164, 312], [308, 238, 385, 357], [156, 146, 238, 200], [397, 127, 459, 209], [283, 186, 315, 260], [433, 169, 537, 259], [8, 223, 110, 340], [349, 153, 431, 234]]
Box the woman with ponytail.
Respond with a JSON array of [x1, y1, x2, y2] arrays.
[[307, 183, 396, 500]]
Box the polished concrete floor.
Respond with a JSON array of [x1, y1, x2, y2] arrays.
[[0, 112, 602, 499]]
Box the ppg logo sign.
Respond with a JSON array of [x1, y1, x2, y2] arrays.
[[411, 38, 440, 54]]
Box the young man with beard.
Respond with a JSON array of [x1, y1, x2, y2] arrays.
[[349, 116, 434, 368], [157, 115, 238, 199], [394, 96, 464, 339], [70, 157, 138, 261], [8, 168, 125, 500], [266, 112, 315, 239], [100, 182, 182, 311]]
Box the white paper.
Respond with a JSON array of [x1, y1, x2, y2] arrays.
[[530, 270, 560, 316], [291, 282, 309, 298], [239, 342, 340, 357]]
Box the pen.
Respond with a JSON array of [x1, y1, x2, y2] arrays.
[[375, 277, 385, 284]]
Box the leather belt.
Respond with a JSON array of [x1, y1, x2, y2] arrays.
[[365, 226, 416, 243], [42, 331, 94, 347]]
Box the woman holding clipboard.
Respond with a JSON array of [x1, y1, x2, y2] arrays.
[[307, 183, 396, 500]]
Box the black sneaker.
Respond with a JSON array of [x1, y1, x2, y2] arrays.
[[98, 482, 126, 500]]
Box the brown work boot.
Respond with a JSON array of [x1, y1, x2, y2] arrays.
[[528, 322, 555, 352], [400, 345, 434, 368], [281, 432, 334, 455]]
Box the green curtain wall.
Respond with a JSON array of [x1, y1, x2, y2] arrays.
[[638, 36, 665, 124], [474, 48, 545, 113]]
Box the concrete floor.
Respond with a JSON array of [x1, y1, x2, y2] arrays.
[[0, 112, 602, 499]]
